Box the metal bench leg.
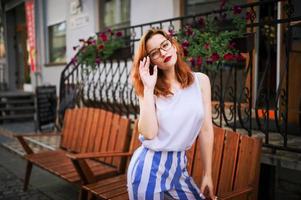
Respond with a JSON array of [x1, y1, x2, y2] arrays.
[[23, 161, 33, 191]]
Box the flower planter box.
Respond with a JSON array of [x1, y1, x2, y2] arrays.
[[231, 33, 254, 53], [109, 46, 132, 60]]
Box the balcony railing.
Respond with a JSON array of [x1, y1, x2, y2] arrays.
[[59, 0, 301, 153]]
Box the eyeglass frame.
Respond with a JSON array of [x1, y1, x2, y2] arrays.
[[147, 39, 173, 60]]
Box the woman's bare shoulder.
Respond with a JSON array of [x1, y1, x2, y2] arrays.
[[194, 72, 210, 88]]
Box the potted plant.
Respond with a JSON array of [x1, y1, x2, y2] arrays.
[[177, 0, 256, 71], [72, 28, 131, 69], [23, 74, 33, 92]]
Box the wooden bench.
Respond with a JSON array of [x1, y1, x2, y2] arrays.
[[16, 107, 131, 196], [69, 126, 262, 200]]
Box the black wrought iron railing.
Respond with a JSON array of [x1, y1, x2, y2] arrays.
[[59, 0, 301, 153]]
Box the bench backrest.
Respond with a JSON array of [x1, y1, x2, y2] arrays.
[[60, 108, 131, 170], [191, 126, 262, 199]]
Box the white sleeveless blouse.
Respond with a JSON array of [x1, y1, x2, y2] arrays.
[[140, 72, 205, 151]]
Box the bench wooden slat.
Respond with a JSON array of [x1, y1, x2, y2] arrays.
[[86, 109, 101, 152], [60, 109, 73, 149], [104, 114, 121, 164], [217, 130, 240, 195], [75, 108, 89, 152], [212, 127, 226, 194], [93, 109, 106, 152], [80, 108, 94, 153], [98, 112, 113, 159], [112, 117, 131, 171]]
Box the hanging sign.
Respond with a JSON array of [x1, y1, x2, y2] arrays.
[[25, 0, 36, 72]]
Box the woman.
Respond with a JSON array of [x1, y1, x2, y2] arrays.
[[128, 29, 215, 200]]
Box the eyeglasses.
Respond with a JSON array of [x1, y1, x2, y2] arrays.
[[148, 39, 172, 60]]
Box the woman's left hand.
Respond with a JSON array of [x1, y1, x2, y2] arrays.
[[200, 174, 216, 199]]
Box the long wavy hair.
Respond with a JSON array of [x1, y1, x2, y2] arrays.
[[131, 29, 194, 97]]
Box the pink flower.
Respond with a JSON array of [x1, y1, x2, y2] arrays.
[[95, 57, 101, 64], [99, 33, 108, 42], [168, 29, 175, 37], [182, 40, 189, 48], [87, 39, 96, 45]]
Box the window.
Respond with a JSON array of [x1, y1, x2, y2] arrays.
[[48, 22, 66, 63], [99, 0, 130, 30], [185, 0, 245, 15]]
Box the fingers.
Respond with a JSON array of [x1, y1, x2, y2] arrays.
[[152, 65, 158, 76]]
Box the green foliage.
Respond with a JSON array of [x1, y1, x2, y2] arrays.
[[72, 29, 126, 69], [177, 2, 255, 71]]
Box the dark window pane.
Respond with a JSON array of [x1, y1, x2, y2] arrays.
[[48, 22, 66, 63]]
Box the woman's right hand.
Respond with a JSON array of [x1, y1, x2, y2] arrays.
[[139, 56, 157, 91]]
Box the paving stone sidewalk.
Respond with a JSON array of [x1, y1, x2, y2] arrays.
[[0, 165, 52, 200]]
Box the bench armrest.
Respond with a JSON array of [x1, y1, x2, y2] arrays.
[[219, 186, 253, 200], [15, 136, 34, 155], [14, 132, 61, 137], [67, 151, 133, 160]]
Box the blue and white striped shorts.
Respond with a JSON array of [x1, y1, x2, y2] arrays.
[[127, 146, 205, 200]]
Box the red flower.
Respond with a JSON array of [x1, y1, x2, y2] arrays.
[[98, 44, 104, 50], [223, 53, 235, 61], [99, 33, 108, 42], [246, 11, 256, 21], [116, 31, 123, 37], [235, 54, 245, 61], [233, 5, 242, 15], [198, 17, 205, 28], [196, 56, 202, 66], [204, 43, 210, 50], [71, 57, 77, 64], [183, 48, 188, 57], [189, 57, 195, 66], [210, 53, 220, 62], [229, 42, 236, 49], [184, 26, 193, 36], [73, 45, 79, 51]]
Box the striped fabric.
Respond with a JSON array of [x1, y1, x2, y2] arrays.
[[127, 146, 205, 200]]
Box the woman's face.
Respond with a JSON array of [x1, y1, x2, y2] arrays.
[[145, 34, 177, 70]]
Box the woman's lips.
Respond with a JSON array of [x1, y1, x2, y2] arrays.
[[164, 56, 172, 63]]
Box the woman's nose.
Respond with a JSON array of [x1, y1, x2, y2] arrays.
[[160, 48, 167, 56]]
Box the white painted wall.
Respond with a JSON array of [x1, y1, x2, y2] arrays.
[[41, 0, 98, 95], [131, 0, 180, 25]]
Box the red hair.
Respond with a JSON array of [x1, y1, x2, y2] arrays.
[[131, 29, 194, 97]]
